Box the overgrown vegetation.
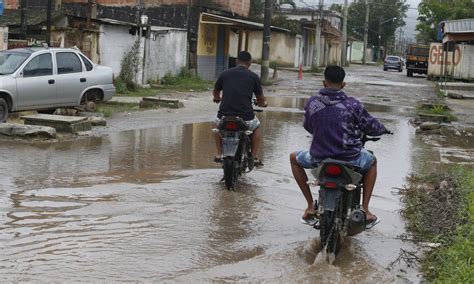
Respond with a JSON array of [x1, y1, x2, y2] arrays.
[[118, 39, 141, 92], [160, 68, 212, 91], [400, 166, 474, 282]]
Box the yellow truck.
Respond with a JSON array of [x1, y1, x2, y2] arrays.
[[406, 44, 429, 77]]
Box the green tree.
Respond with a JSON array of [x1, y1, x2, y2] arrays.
[[347, 0, 409, 52], [416, 0, 474, 44]]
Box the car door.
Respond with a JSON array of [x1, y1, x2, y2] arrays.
[[55, 51, 87, 106], [16, 52, 57, 109]]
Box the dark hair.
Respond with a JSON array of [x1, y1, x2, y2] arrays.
[[324, 65, 345, 84], [238, 51, 252, 62]]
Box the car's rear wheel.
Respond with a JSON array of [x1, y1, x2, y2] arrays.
[[0, 98, 9, 123]]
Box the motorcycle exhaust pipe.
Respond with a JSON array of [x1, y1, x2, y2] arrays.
[[347, 209, 366, 236]]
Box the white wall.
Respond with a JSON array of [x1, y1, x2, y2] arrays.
[[146, 30, 187, 82], [99, 24, 142, 79]]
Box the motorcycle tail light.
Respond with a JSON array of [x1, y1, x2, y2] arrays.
[[323, 182, 338, 189], [325, 164, 342, 176], [224, 122, 238, 130]]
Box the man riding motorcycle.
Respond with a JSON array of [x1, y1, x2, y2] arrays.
[[289, 66, 391, 228], [213, 51, 267, 166]]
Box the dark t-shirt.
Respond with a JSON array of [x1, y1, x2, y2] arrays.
[[215, 66, 263, 121]]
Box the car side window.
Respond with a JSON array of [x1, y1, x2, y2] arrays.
[[56, 52, 82, 74], [79, 54, 93, 71], [23, 53, 53, 77]]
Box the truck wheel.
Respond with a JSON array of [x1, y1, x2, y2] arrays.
[[407, 70, 412, 77], [0, 98, 8, 123]]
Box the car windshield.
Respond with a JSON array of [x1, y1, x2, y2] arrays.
[[0, 52, 31, 75], [386, 56, 399, 61]]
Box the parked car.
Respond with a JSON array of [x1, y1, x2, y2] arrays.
[[383, 55, 403, 72], [0, 47, 115, 122]]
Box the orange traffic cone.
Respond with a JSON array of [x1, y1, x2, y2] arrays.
[[298, 64, 303, 80]]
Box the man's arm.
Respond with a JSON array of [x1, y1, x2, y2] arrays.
[[357, 107, 388, 136], [213, 89, 221, 103], [213, 74, 224, 103], [254, 76, 267, 107]]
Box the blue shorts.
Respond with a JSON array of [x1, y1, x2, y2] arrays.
[[296, 149, 375, 174], [214, 116, 260, 131]]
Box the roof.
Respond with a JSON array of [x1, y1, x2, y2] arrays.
[[4, 47, 82, 53], [442, 19, 474, 43], [443, 19, 474, 34], [201, 12, 291, 33]]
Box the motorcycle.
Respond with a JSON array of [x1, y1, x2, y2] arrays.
[[308, 135, 383, 258], [212, 114, 259, 191]]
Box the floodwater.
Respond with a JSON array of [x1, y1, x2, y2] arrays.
[[1, 103, 440, 282]]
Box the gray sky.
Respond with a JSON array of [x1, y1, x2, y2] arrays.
[[293, 0, 421, 40]]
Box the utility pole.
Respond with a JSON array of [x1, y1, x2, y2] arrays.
[[47, 0, 52, 46], [312, 0, 324, 68], [362, 0, 370, 64], [261, 0, 272, 83], [341, 0, 348, 66], [20, 0, 27, 40]]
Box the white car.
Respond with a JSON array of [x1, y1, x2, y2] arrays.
[[0, 47, 115, 122]]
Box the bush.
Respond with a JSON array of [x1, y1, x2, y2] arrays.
[[114, 78, 128, 94]]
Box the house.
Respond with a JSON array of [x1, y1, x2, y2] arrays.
[[428, 19, 474, 80], [196, 12, 300, 80]]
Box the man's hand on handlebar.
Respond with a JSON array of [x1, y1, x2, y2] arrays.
[[213, 98, 221, 103], [384, 129, 394, 135], [253, 99, 268, 108]]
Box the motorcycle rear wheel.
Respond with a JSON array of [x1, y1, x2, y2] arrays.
[[223, 158, 238, 190], [320, 210, 342, 257]]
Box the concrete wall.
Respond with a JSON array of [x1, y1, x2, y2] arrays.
[[248, 31, 298, 67], [428, 42, 474, 80], [99, 24, 142, 80], [351, 41, 364, 62], [0, 27, 9, 51], [146, 29, 187, 82]]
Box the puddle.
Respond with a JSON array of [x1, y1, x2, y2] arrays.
[[0, 109, 424, 282]]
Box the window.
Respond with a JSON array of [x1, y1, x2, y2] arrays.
[[23, 53, 53, 77], [56, 52, 82, 74], [0, 52, 30, 75], [79, 54, 93, 71]]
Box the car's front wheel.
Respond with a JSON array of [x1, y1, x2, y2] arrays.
[[0, 98, 9, 123]]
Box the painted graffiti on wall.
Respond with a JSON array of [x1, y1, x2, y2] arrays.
[[197, 23, 217, 56], [429, 43, 462, 66]]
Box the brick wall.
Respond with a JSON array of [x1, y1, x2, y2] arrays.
[[5, 0, 19, 9]]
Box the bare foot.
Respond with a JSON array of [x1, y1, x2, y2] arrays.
[[365, 211, 376, 221]]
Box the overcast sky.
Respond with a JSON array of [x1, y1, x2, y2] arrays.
[[294, 0, 421, 40]]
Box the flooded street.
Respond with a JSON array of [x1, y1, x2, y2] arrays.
[[1, 65, 472, 282]]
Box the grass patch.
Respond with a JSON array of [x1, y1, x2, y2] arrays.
[[160, 68, 212, 92], [417, 103, 458, 122], [400, 166, 474, 282], [96, 102, 154, 118]]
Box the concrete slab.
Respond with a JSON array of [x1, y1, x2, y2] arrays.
[[21, 114, 91, 133], [140, 97, 184, 109], [0, 123, 56, 138], [438, 82, 474, 91], [447, 90, 474, 99]]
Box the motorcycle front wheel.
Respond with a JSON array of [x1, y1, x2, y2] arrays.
[[320, 210, 342, 258], [223, 157, 238, 190]]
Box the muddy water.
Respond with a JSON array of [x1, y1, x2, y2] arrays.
[[1, 105, 429, 282]]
